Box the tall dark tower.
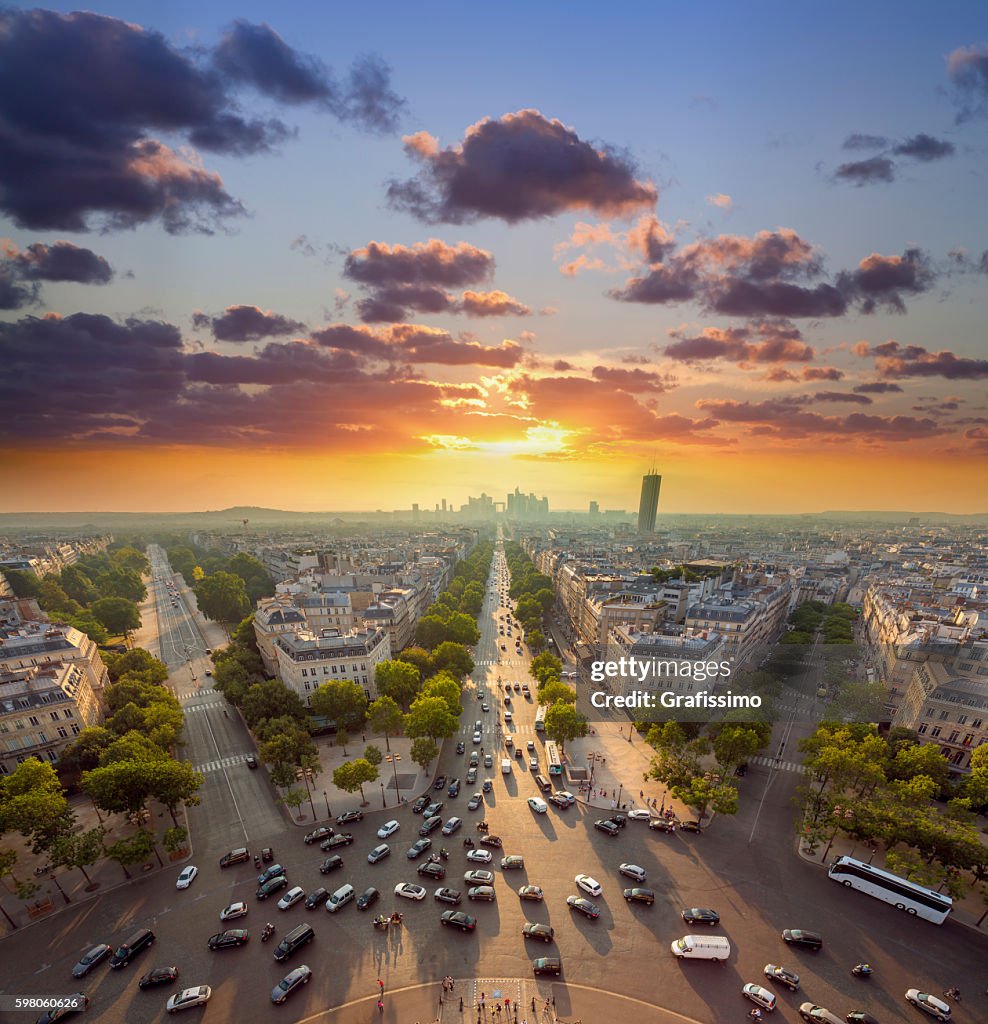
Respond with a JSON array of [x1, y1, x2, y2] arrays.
[[637, 470, 661, 533]]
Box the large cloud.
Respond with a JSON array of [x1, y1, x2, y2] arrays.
[[387, 109, 657, 224], [0, 9, 404, 232], [855, 340, 988, 380], [194, 304, 306, 342], [2, 240, 114, 284], [313, 322, 525, 367], [947, 44, 988, 122], [664, 319, 814, 364], [838, 249, 935, 314]]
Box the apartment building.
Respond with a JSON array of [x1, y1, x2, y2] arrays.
[[253, 597, 309, 675], [0, 620, 110, 701], [273, 626, 391, 705]]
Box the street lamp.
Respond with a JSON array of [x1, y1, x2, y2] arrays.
[[380, 782, 387, 808], [323, 791, 331, 818]]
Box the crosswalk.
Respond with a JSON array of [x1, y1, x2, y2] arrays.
[[182, 700, 226, 714], [181, 688, 217, 701], [192, 753, 253, 774], [749, 755, 807, 774]]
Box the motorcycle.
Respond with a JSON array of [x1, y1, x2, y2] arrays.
[[389, 912, 403, 925], [261, 924, 275, 942], [851, 964, 873, 978], [476, 821, 489, 832], [373, 916, 389, 931], [463, 837, 475, 848], [253, 856, 261, 869], [438, 849, 449, 861]]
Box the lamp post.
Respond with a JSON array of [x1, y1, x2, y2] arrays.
[[323, 791, 331, 818], [380, 782, 387, 808]]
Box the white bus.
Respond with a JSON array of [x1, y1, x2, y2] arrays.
[[534, 705, 548, 733], [827, 855, 952, 924], [545, 740, 563, 776]]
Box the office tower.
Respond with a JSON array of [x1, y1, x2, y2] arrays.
[[588, 500, 600, 516], [637, 472, 661, 533]]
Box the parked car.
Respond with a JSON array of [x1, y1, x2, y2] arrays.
[[320, 833, 353, 851], [367, 845, 391, 865], [277, 886, 305, 911], [501, 855, 525, 870], [532, 957, 561, 976], [336, 809, 364, 825], [518, 885, 544, 901], [467, 849, 492, 864], [440, 910, 477, 932], [377, 819, 401, 839], [566, 895, 600, 919], [623, 887, 655, 905], [319, 855, 344, 874], [682, 907, 720, 926], [464, 869, 494, 885], [468, 885, 496, 902], [255, 876, 288, 900], [442, 817, 463, 835], [394, 883, 427, 901], [522, 922, 554, 942], [418, 861, 446, 880], [680, 820, 703, 833], [798, 1006, 844, 1024], [434, 887, 462, 904], [743, 984, 778, 1012], [433, 775, 447, 791], [619, 863, 647, 883], [575, 874, 602, 896]]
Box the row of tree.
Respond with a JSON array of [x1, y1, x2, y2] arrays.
[[503, 542, 554, 652], [4, 543, 151, 641], [413, 541, 493, 650], [782, 599, 857, 645]]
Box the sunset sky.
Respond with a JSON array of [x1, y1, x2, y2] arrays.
[[2, 2, 987, 514]]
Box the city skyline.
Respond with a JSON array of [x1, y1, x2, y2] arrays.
[[2, 3, 988, 514]]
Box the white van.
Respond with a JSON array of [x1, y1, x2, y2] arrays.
[[501, 759, 512, 775], [325, 883, 355, 913], [670, 935, 731, 961]]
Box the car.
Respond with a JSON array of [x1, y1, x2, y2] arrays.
[[442, 817, 463, 835], [218, 847, 250, 867], [504, 695, 512, 705], [469, 752, 480, 767], [623, 887, 656, 905], [533, 957, 562, 976], [434, 887, 462, 905], [377, 819, 401, 839], [256, 876, 288, 900], [520, 683, 528, 692], [764, 965, 800, 992], [316, 854, 344, 875], [424, 801, 445, 817], [440, 910, 477, 931], [305, 887, 330, 909], [844, 1013, 880, 1024], [277, 886, 306, 911], [683, 907, 720, 926], [418, 861, 446, 880], [482, 779, 493, 793], [320, 833, 353, 851], [271, 964, 312, 1004], [138, 967, 179, 990], [356, 886, 380, 910], [479, 834, 503, 848], [783, 929, 823, 950], [207, 929, 249, 950], [468, 885, 496, 902], [456, 742, 465, 754], [367, 845, 391, 864], [448, 780, 461, 798], [481, 703, 490, 712], [904, 991, 951, 1021], [648, 818, 676, 833], [260, 847, 274, 863], [34, 994, 89, 1023], [472, 732, 482, 744], [219, 901, 248, 922], [528, 797, 548, 814], [575, 873, 602, 896], [798, 1006, 845, 1024], [394, 882, 427, 901], [594, 819, 620, 836], [467, 793, 483, 810], [166, 985, 212, 1013], [245, 754, 258, 769], [71, 943, 112, 977], [483, 754, 493, 768], [407, 838, 433, 859], [549, 792, 574, 809], [464, 869, 494, 885], [607, 814, 627, 829], [419, 815, 443, 836], [505, 712, 514, 722], [501, 855, 525, 870], [257, 862, 286, 884], [434, 775, 447, 791], [304, 826, 334, 845], [513, 747, 524, 761], [522, 922, 554, 942], [567, 895, 600, 919], [175, 865, 198, 890], [411, 795, 431, 814], [467, 848, 493, 863], [743, 984, 778, 1012], [336, 809, 364, 825], [527, 741, 536, 752], [466, 767, 478, 784], [627, 809, 653, 821], [680, 820, 703, 833]]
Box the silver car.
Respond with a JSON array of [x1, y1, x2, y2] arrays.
[[271, 965, 312, 1004], [71, 943, 111, 978]]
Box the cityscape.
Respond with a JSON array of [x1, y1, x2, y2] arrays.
[[1, 3, 988, 1024]]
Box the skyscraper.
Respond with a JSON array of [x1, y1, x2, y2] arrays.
[[637, 471, 661, 533]]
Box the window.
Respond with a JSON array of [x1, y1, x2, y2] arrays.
[[70, 724, 80, 736], [918, 724, 928, 734], [958, 715, 968, 725], [63, 708, 73, 718], [947, 731, 959, 743], [973, 719, 983, 728], [49, 711, 59, 721], [925, 708, 935, 718], [930, 727, 941, 738], [57, 727, 68, 739], [938, 711, 949, 720], [38, 732, 47, 743], [28, 715, 40, 727]]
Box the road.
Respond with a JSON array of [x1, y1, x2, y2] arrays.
[[4, 541, 986, 1023]]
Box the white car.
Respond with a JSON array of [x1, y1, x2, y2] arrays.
[[472, 732, 482, 744], [466, 849, 493, 864], [176, 865, 198, 890], [575, 873, 602, 897], [166, 985, 212, 1013], [528, 797, 548, 814], [219, 901, 248, 921], [628, 809, 653, 821], [377, 819, 401, 839], [277, 885, 305, 910], [904, 990, 951, 1022], [619, 863, 647, 883], [394, 882, 427, 901]]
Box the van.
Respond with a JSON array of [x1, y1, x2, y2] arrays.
[[534, 774, 552, 792], [325, 883, 355, 913], [109, 928, 156, 969], [501, 759, 511, 774], [670, 935, 731, 961], [273, 922, 314, 961]]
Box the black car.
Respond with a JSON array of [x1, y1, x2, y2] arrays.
[[256, 876, 288, 900], [319, 855, 344, 874], [356, 887, 380, 910], [305, 887, 330, 909], [783, 929, 823, 950], [623, 887, 656, 905], [411, 795, 431, 814], [418, 861, 446, 880], [434, 887, 462, 905], [138, 966, 179, 990], [207, 929, 249, 950], [447, 779, 460, 798], [479, 834, 503, 848], [303, 826, 334, 845], [607, 814, 627, 829], [320, 833, 353, 851], [419, 815, 442, 836], [648, 819, 675, 833], [566, 895, 600, 919], [245, 755, 258, 769], [35, 994, 89, 1022], [522, 922, 554, 942], [593, 820, 619, 836], [71, 943, 111, 978], [532, 957, 561, 976], [844, 1014, 879, 1024], [336, 809, 364, 825], [679, 820, 703, 833], [440, 910, 476, 932], [456, 742, 465, 755], [434, 775, 447, 791], [682, 907, 720, 925]]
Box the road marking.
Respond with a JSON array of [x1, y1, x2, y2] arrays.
[[193, 754, 252, 774], [182, 701, 225, 713], [749, 755, 806, 774]]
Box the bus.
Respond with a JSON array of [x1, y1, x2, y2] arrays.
[[545, 741, 563, 776], [534, 705, 548, 733], [827, 855, 952, 924]]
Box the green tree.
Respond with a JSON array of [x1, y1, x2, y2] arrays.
[[374, 660, 422, 709], [333, 759, 379, 804], [889, 742, 950, 789], [48, 827, 106, 886], [538, 679, 576, 706], [57, 727, 115, 786], [544, 703, 588, 753], [163, 826, 189, 855], [367, 695, 404, 751], [95, 566, 146, 603], [145, 760, 203, 826], [410, 736, 439, 773], [432, 641, 474, 679], [310, 679, 368, 730], [67, 613, 109, 644], [3, 568, 40, 598], [241, 680, 308, 730], [281, 787, 307, 818], [0, 760, 70, 846], [712, 724, 768, 769], [90, 596, 141, 635], [110, 546, 150, 575], [99, 731, 169, 766], [38, 579, 83, 618], [394, 646, 433, 680], [526, 629, 545, 653], [672, 775, 739, 821], [82, 761, 151, 816], [105, 647, 169, 684], [193, 571, 250, 623], [421, 672, 464, 718], [103, 830, 153, 880], [415, 615, 450, 650], [530, 652, 563, 687], [405, 695, 459, 741], [364, 745, 384, 767]]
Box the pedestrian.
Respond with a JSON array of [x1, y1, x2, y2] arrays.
[[378, 978, 384, 992], [377, 1000, 384, 1014], [640, 790, 644, 799]]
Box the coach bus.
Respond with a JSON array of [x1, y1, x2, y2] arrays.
[[545, 740, 563, 776], [828, 855, 952, 924]]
